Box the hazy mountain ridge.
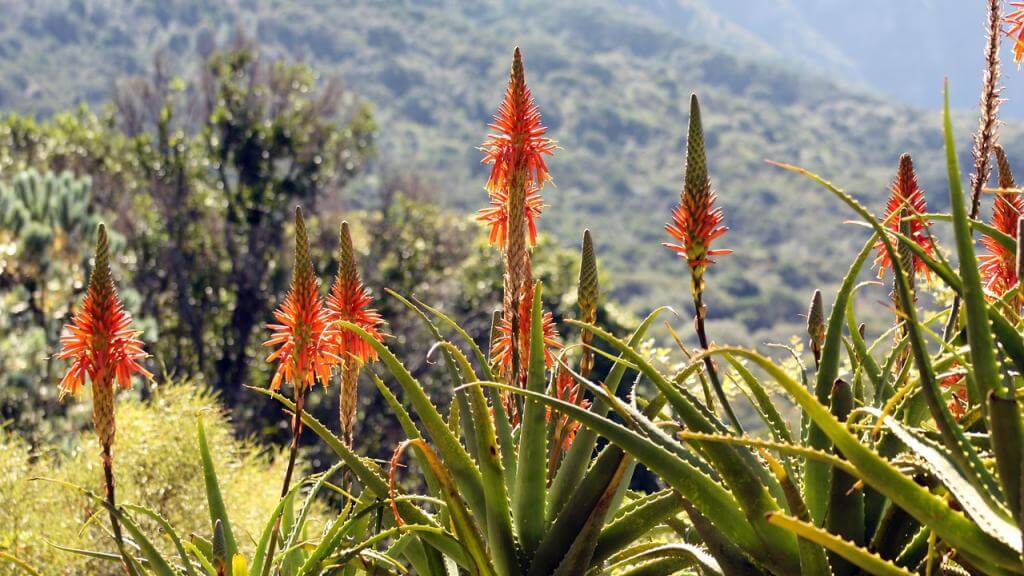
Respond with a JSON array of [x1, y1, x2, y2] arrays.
[[0, 0, 1020, 343]]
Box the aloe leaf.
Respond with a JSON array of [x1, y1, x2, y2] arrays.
[[393, 440, 497, 576], [706, 347, 1023, 572], [45, 540, 131, 565], [337, 320, 487, 522], [826, 379, 864, 576], [767, 513, 914, 576], [387, 289, 480, 460], [197, 415, 238, 564], [249, 387, 471, 568], [459, 347, 519, 576], [722, 354, 793, 444], [941, 82, 1003, 409], [989, 393, 1024, 523], [865, 406, 1017, 542], [805, 235, 876, 525], [603, 542, 723, 576], [470, 380, 780, 573], [123, 503, 200, 576], [591, 489, 684, 564], [531, 442, 635, 575], [250, 480, 311, 576], [923, 212, 1016, 252], [770, 159, 1005, 505], [513, 282, 550, 557], [548, 307, 669, 521], [548, 456, 634, 576], [760, 447, 831, 576], [844, 282, 884, 396], [282, 461, 348, 563], [567, 320, 800, 573], [97, 501, 177, 576]]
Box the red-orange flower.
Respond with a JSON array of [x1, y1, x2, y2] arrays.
[[980, 147, 1024, 296], [548, 366, 590, 451], [476, 184, 545, 249], [57, 224, 151, 399], [327, 221, 384, 363], [480, 47, 556, 195], [265, 208, 340, 392], [873, 154, 935, 279], [663, 95, 731, 270], [1006, 2, 1024, 64], [491, 291, 561, 378]]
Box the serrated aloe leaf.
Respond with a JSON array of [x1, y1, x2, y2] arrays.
[[760, 448, 831, 576], [513, 282, 549, 557], [845, 282, 884, 397], [770, 159, 1006, 506], [548, 456, 633, 576], [197, 416, 238, 566], [827, 379, 864, 576], [591, 489, 684, 564], [249, 387, 471, 568], [387, 289, 480, 460], [567, 320, 800, 573], [708, 347, 1023, 573], [90, 498, 176, 576], [282, 461, 348, 565], [605, 543, 723, 576], [470, 380, 781, 573], [337, 320, 487, 523], [392, 440, 497, 576], [123, 503, 200, 576], [805, 235, 876, 525], [250, 479, 310, 576], [941, 81, 1004, 409], [864, 408, 1018, 546], [460, 348, 519, 576], [548, 307, 671, 521], [767, 513, 914, 576], [989, 393, 1023, 523], [531, 442, 634, 575], [922, 212, 1015, 252], [722, 354, 793, 444]]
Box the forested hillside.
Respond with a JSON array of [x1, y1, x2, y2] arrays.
[[1, 0, 1018, 343]]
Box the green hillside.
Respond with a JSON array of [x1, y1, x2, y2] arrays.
[[1, 0, 1018, 343]]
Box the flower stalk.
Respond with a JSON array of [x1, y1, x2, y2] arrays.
[[664, 94, 740, 432], [57, 223, 151, 573]]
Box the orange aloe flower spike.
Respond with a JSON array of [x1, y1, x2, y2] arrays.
[[476, 184, 546, 249], [980, 146, 1024, 296], [57, 223, 151, 400], [327, 221, 385, 362], [663, 95, 732, 280], [480, 47, 557, 196], [490, 287, 561, 379], [264, 207, 340, 392], [872, 154, 935, 279]]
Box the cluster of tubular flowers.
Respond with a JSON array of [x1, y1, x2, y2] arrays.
[[663, 95, 731, 294], [979, 146, 1024, 297], [327, 222, 384, 363], [873, 154, 935, 279], [476, 185, 545, 249], [264, 208, 341, 393], [478, 47, 560, 381], [548, 366, 590, 451], [58, 224, 151, 400], [490, 291, 562, 377]]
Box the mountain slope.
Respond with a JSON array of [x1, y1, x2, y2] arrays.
[[0, 0, 1020, 343]]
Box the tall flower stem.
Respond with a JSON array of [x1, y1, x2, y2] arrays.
[[261, 386, 305, 576], [945, 0, 1003, 341], [100, 444, 132, 574], [692, 292, 741, 432]]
